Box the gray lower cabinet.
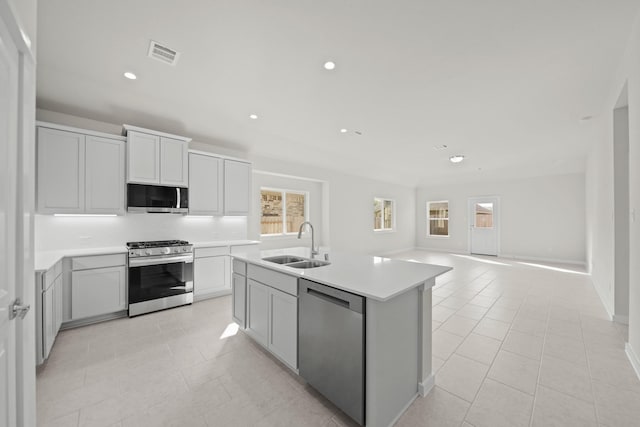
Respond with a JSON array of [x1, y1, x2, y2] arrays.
[[239, 262, 298, 370], [36, 261, 63, 364], [232, 272, 247, 328], [70, 254, 127, 321]]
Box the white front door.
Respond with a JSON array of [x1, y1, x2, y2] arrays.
[[469, 197, 499, 256], [0, 10, 20, 426]]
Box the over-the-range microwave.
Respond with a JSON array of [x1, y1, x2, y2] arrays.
[[127, 183, 188, 214]]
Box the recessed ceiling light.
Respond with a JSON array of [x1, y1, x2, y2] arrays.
[[354, 131, 363, 135], [249, 114, 258, 120], [340, 128, 348, 133], [579, 115, 593, 122], [449, 155, 465, 163], [433, 144, 448, 151], [324, 61, 336, 70], [124, 72, 137, 80]]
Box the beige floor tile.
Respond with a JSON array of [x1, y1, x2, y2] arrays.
[[439, 296, 471, 310], [432, 319, 442, 331], [440, 315, 479, 337], [466, 379, 533, 427], [502, 330, 544, 360], [436, 354, 490, 402], [469, 295, 497, 308], [488, 350, 540, 395], [531, 385, 597, 427], [543, 332, 587, 366], [432, 329, 465, 360], [592, 379, 640, 426], [485, 306, 518, 323], [547, 319, 583, 341], [455, 333, 502, 366], [511, 315, 547, 337], [38, 411, 80, 427], [493, 296, 524, 310], [433, 305, 457, 322], [456, 304, 489, 320], [432, 355, 446, 373], [473, 318, 510, 341], [539, 355, 593, 403], [395, 386, 470, 427]]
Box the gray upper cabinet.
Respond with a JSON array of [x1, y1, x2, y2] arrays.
[[37, 124, 125, 214], [85, 135, 125, 215], [37, 127, 85, 214], [189, 152, 223, 215], [125, 126, 190, 187], [224, 159, 251, 215], [126, 131, 160, 184]]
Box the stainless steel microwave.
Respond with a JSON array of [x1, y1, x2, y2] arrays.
[[127, 184, 188, 214]]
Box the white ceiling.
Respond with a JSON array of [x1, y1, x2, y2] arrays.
[[36, 0, 639, 186]]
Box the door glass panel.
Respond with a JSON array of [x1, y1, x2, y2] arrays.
[[475, 203, 494, 228]]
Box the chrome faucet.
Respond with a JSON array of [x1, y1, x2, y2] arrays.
[[297, 221, 319, 257]]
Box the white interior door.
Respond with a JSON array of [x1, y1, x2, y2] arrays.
[[0, 11, 20, 426], [469, 197, 499, 256]]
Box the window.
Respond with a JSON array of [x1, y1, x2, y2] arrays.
[[427, 201, 449, 237], [474, 202, 494, 228], [374, 198, 395, 231], [260, 188, 308, 235]]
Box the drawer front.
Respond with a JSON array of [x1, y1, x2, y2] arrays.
[[233, 259, 247, 276], [230, 244, 260, 255], [247, 264, 297, 296], [195, 246, 229, 258], [72, 254, 126, 271]]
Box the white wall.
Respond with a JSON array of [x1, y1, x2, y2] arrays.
[[35, 108, 416, 255], [416, 173, 586, 264], [587, 10, 640, 373]]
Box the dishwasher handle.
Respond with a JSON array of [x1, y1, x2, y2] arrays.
[[300, 279, 364, 314]]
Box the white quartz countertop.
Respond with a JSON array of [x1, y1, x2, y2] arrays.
[[35, 240, 261, 271], [232, 247, 452, 302]]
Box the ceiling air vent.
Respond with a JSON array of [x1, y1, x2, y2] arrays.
[[147, 40, 180, 65]]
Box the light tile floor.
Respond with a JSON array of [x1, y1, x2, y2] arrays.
[[36, 250, 640, 427]]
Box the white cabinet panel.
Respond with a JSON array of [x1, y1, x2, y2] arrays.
[[194, 256, 229, 297], [127, 131, 160, 184], [247, 279, 269, 346], [71, 266, 126, 320], [37, 127, 85, 213], [160, 137, 188, 186], [189, 153, 223, 215], [232, 273, 246, 328], [269, 287, 298, 369], [224, 160, 251, 215], [54, 275, 63, 334], [85, 135, 125, 214]]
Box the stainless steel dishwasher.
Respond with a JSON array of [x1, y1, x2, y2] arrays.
[[299, 279, 365, 426]]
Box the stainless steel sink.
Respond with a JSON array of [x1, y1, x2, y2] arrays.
[[262, 255, 307, 264], [286, 260, 331, 269]]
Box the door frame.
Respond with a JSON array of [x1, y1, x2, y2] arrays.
[[467, 196, 501, 256]]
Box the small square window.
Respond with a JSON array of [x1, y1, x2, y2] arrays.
[[427, 201, 449, 237], [374, 198, 395, 231]]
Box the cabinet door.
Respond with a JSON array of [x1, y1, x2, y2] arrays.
[[160, 137, 188, 186], [232, 273, 246, 328], [71, 266, 126, 320], [224, 160, 251, 215], [188, 153, 223, 215], [268, 288, 298, 369], [127, 131, 160, 184], [85, 136, 125, 214], [54, 275, 63, 335], [43, 285, 55, 359], [246, 279, 269, 345], [37, 127, 85, 213], [194, 256, 229, 297]]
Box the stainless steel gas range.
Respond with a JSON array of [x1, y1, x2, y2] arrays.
[[126, 240, 194, 317]]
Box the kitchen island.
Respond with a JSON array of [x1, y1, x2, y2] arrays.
[[231, 247, 451, 427]]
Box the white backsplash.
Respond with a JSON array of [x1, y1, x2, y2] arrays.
[[35, 214, 248, 251]]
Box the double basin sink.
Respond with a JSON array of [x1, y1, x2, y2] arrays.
[[262, 255, 331, 269]]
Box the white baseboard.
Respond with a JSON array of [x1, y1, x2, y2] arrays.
[[418, 372, 435, 397], [625, 343, 640, 381], [590, 278, 614, 321], [194, 289, 231, 302], [415, 246, 467, 255], [613, 314, 629, 324], [375, 247, 417, 257]]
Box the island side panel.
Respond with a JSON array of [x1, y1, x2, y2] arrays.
[[365, 287, 419, 427], [419, 278, 435, 395]]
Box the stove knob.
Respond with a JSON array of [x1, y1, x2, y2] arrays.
[[183, 247, 189, 252], [162, 248, 171, 255], [145, 249, 153, 255]]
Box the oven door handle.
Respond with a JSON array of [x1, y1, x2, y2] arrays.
[[129, 255, 194, 267]]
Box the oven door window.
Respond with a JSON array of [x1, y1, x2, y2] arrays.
[[129, 261, 194, 304]]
